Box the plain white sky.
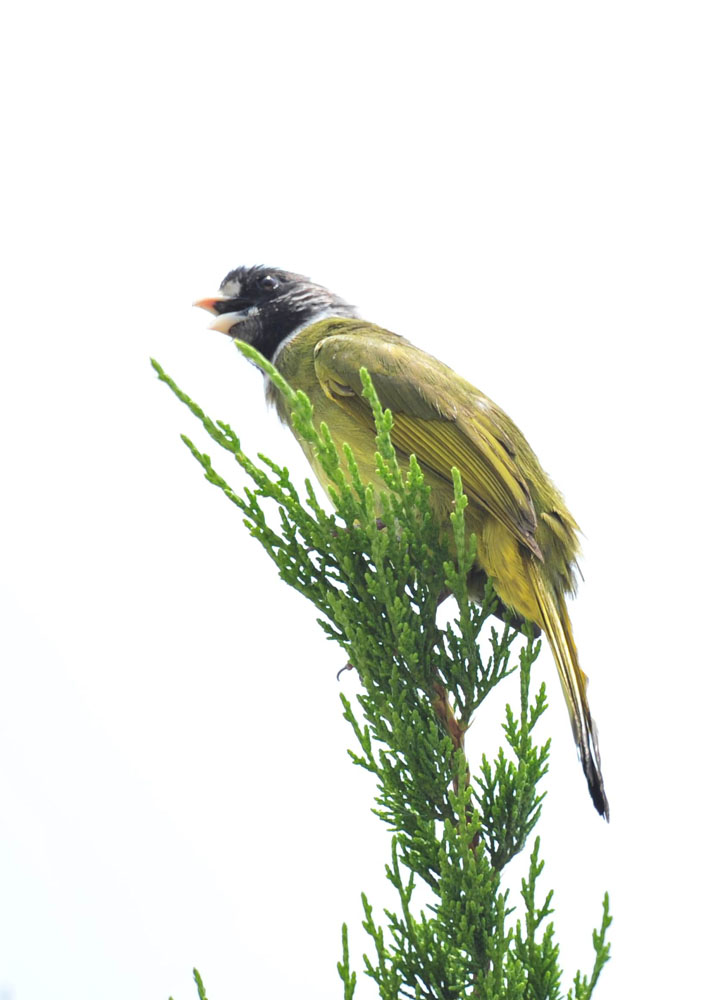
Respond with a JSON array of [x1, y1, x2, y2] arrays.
[[1, 2, 726, 998]]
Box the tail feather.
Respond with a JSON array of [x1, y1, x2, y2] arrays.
[[528, 565, 609, 820]]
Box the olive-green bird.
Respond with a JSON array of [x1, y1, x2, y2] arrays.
[[195, 265, 609, 819]]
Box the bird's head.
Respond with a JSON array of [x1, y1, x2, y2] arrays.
[[194, 265, 356, 361]]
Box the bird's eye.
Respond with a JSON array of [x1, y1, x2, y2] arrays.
[[257, 274, 278, 292]]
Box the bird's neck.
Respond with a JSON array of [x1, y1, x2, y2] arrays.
[[270, 304, 358, 366]]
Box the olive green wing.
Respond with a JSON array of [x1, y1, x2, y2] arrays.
[[312, 330, 542, 558]]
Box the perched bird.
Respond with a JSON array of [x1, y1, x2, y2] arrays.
[[195, 266, 608, 819]]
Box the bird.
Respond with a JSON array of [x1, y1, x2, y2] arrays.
[[195, 265, 609, 819]]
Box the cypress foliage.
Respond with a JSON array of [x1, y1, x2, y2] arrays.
[[154, 344, 610, 1000]]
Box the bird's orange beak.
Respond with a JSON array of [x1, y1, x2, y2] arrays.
[[193, 295, 243, 335], [193, 297, 222, 315]]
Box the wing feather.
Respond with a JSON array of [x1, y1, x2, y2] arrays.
[[313, 330, 542, 558]]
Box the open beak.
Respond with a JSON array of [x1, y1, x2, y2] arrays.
[[193, 294, 244, 335]]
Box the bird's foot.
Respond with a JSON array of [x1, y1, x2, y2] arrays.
[[336, 661, 355, 681]]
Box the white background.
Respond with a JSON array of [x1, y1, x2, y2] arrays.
[[1, 2, 726, 998]]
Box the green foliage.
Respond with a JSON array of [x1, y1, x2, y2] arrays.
[[152, 346, 611, 999], [169, 967, 208, 1000]]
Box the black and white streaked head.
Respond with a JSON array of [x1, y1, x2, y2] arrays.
[[194, 265, 358, 363]]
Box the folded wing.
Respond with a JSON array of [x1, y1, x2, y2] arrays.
[[313, 328, 542, 559]]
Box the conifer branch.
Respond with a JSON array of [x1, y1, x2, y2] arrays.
[[153, 349, 611, 999]]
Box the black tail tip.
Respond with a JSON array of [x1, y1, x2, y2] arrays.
[[589, 777, 610, 821]]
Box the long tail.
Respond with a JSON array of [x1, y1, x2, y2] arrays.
[[528, 564, 609, 819]]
